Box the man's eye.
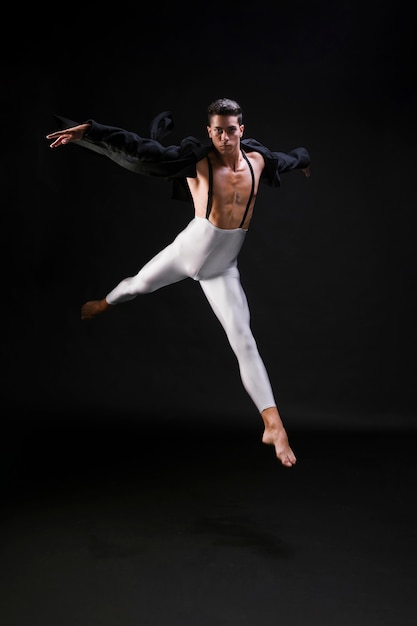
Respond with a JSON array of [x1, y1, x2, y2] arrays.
[[214, 128, 236, 135]]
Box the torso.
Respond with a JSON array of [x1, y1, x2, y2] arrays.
[[187, 148, 264, 230]]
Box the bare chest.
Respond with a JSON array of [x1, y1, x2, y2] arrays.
[[213, 167, 252, 207]]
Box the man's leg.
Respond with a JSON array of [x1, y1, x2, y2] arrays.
[[199, 272, 296, 466], [81, 236, 190, 320]]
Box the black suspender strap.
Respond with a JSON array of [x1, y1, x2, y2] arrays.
[[206, 156, 213, 219], [239, 150, 255, 228]]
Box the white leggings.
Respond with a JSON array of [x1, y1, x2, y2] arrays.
[[106, 217, 276, 413]]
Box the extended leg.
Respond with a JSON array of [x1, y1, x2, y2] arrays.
[[199, 272, 296, 466]]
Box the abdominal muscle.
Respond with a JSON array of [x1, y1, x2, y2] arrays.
[[186, 156, 257, 231]]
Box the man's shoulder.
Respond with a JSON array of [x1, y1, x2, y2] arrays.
[[241, 138, 272, 156]]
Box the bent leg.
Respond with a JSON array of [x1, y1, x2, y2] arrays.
[[106, 240, 190, 304], [81, 238, 190, 320], [199, 272, 296, 466]]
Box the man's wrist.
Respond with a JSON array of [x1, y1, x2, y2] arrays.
[[82, 122, 92, 137]]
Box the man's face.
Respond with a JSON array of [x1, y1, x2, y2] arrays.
[[207, 115, 244, 152]]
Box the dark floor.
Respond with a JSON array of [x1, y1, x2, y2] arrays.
[[1, 414, 416, 626]]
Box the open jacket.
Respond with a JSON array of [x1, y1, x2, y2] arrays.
[[54, 111, 311, 202]]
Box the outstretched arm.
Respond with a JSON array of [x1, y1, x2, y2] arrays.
[[44, 114, 203, 179], [242, 139, 311, 187]]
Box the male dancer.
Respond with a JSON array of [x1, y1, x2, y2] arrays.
[[46, 98, 311, 467]]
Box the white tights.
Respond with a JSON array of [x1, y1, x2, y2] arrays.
[[106, 217, 276, 413]]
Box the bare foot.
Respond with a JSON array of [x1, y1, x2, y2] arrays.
[[81, 298, 112, 320], [261, 407, 297, 467]]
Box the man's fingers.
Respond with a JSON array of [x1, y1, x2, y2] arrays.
[[46, 131, 73, 148], [49, 136, 66, 148], [46, 127, 75, 139]]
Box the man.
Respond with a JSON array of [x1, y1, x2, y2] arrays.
[[46, 98, 311, 467]]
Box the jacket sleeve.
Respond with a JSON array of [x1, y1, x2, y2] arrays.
[[242, 139, 310, 188], [274, 147, 310, 173], [52, 113, 201, 179]]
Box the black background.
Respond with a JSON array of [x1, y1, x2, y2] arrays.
[[3, 1, 416, 429], [1, 3, 417, 626]]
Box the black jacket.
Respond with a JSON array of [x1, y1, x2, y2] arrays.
[[54, 111, 311, 202]]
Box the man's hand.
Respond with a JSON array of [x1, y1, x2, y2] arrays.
[[46, 123, 91, 149], [302, 165, 311, 178]]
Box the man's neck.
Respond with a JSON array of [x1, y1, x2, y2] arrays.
[[212, 144, 242, 170]]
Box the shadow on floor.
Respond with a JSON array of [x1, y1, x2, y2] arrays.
[[1, 413, 416, 626]]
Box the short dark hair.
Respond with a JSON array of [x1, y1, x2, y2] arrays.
[[207, 98, 243, 125]]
